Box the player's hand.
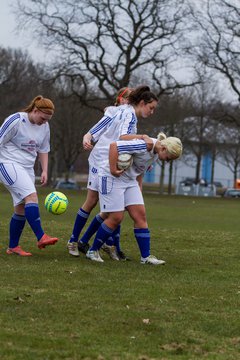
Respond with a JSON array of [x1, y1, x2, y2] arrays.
[[40, 171, 48, 186], [110, 168, 125, 177], [142, 135, 153, 151], [83, 133, 93, 150]]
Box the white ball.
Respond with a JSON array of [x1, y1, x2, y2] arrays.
[[117, 153, 133, 170]]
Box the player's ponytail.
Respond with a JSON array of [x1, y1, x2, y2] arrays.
[[157, 132, 167, 141], [128, 85, 158, 105], [22, 95, 55, 115], [161, 137, 183, 159]]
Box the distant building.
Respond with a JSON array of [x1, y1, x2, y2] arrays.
[[143, 158, 234, 188]]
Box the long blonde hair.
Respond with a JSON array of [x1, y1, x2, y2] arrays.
[[157, 132, 183, 159], [22, 95, 55, 115]]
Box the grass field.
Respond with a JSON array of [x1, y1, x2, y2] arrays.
[[0, 184, 240, 360]]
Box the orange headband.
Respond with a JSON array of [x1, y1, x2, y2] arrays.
[[117, 88, 129, 102]]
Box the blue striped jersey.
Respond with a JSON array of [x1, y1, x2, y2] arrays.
[[115, 138, 158, 179], [0, 112, 50, 168], [88, 104, 138, 169]]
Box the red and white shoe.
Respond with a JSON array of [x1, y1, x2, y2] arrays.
[[6, 246, 32, 256], [38, 234, 58, 249]]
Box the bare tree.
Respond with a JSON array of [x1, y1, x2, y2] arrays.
[[0, 47, 48, 120], [176, 76, 230, 184], [49, 87, 100, 182], [219, 126, 240, 186], [189, 0, 240, 102], [15, 0, 199, 106]]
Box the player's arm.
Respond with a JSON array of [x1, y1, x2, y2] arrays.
[[38, 152, 48, 186], [120, 134, 153, 151], [117, 138, 154, 155], [0, 115, 20, 146], [137, 174, 143, 191], [88, 110, 117, 142], [83, 113, 114, 151]]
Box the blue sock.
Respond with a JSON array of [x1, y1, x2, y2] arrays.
[[113, 225, 121, 252], [106, 225, 120, 246], [80, 214, 104, 244], [134, 228, 150, 258], [106, 236, 114, 246], [70, 208, 90, 242], [9, 214, 26, 248], [25, 203, 44, 241], [90, 223, 114, 251]]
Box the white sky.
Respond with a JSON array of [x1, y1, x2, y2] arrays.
[[0, 1, 19, 49], [0, 0, 45, 61]]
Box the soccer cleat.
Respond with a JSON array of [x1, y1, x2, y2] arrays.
[[102, 244, 119, 261], [78, 241, 90, 255], [86, 250, 104, 263], [140, 255, 165, 265], [117, 250, 131, 261], [67, 241, 79, 257], [6, 246, 32, 256], [38, 234, 58, 249]]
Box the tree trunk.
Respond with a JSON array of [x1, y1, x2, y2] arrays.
[[159, 162, 165, 194]]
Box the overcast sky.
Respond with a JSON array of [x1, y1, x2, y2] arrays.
[[0, 1, 19, 49], [0, 0, 238, 104], [0, 0, 45, 61]]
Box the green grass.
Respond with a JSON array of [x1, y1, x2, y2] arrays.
[[1, 185, 240, 360]]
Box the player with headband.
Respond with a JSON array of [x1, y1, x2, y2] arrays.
[[0, 95, 58, 256], [67, 87, 133, 259]]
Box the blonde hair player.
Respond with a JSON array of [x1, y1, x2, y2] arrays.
[[0, 95, 58, 256], [85, 133, 182, 264]]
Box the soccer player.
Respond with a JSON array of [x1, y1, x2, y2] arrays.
[[0, 95, 58, 256], [67, 86, 158, 259], [86, 133, 183, 264], [67, 87, 132, 258]]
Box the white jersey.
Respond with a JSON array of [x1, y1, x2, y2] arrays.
[[89, 104, 138, 171], [116, 138, 158, 180], [97, 137, 157, 212], [89, 105, 128, 144], [0, 112, 50, 169]]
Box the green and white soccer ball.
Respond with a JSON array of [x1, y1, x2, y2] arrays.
[[117, 153, 133, 170], [44, 191, 68, 215]]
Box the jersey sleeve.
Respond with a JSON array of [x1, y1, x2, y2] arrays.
[[116, 139, 147, 155], [0, 113, 20, 147], [89, 115, 114, 142]]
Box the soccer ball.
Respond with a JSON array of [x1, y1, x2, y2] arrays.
[[117, 153, 133, 170], [44, 191, 68, 215]]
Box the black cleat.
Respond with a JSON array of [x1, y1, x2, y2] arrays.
[[117, 250, 131, 261], [78, 241, 90, 254]]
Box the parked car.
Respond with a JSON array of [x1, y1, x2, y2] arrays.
[[223, 188, 240, 198], [180, 177, 197, 186], [55, 180, 80, 191], [213, 181, 227, 196]]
